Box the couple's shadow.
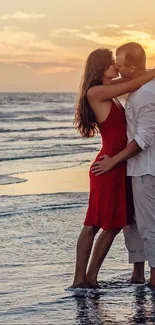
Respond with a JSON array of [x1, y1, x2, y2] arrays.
[[74, 282, 155, 325]]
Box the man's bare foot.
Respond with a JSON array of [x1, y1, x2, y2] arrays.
[[131, 262, 145, 284], [129, 276, 145, 284], [147, 282, 155, 291]]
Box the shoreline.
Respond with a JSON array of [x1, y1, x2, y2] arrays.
[[0, 166, 89, 196]]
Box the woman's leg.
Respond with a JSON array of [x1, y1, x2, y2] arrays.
[[86, 228, 121, 287], [72, 226, 99, 287]]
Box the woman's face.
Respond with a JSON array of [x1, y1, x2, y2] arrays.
[[103, 56, 119, 79]]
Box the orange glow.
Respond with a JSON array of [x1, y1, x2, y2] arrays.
[[0, 1, 155, 91]]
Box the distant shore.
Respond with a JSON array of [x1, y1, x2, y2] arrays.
[[0, 166, 89, 196]]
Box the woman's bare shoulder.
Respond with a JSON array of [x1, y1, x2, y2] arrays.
[[87, 85, 104, 101]]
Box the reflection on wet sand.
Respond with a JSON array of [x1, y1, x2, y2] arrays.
[[132, 286, 148, 324], [74, 280, 155, 325], [133, 286, 155, 324], [75, 294, 107, 325]]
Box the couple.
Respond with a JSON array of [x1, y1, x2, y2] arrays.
[[72, 42, 155, 290]]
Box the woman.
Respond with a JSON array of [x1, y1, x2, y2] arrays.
[[72, 48, 155, 288]]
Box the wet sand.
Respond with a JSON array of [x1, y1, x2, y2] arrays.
[[0, 166, 89, 196]]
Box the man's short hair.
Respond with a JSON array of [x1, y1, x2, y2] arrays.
[[116, 42, 146, 67]]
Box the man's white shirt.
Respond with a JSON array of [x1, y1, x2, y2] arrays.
[[125, 79, 155, 176]]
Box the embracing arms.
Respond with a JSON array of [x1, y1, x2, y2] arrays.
[[87, 69, 155, 102], [92, 90, 155, 175]]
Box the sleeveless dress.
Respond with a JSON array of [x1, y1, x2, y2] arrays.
[[84, 100, 132, 230]]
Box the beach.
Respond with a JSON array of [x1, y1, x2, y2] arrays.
[[0, 92, 154, 325]]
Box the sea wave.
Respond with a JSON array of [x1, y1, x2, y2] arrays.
[[0, 126, 74, 133], [0, 192, 88, 216], [0, 146, 97, 162], [0, 92, 97, 175], [0, 117, 73, 123]]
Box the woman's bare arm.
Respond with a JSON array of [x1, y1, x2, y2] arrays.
[[87, 69, 155, 101]]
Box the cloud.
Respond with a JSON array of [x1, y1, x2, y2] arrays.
[[51, 28, 81, 37], [51, 25, 154, 48], [0, 26, 57, 51], [75, 31, 120, 47], [38, 66, 74, 74], [85, 24, 120, 29], [103, 24, 120, 28], [1, 24, 155, 75], [0, 11, 46, 20], [16, 59, 83, 75], [51, 26, 155, 64], [19, 60, 83, 69], [66, 28, 155, 52], [17, 62, 74, 74], [50, 26, 122, 51], [126, 24, 136, 28], [0, 25, 84, 74], [121, 30, 151, 41], [0, 26, 68, 70]]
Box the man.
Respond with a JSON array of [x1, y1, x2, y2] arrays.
[[92, 42, 155, 289]]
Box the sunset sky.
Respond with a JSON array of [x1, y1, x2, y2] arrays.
[[1, 0, 155, 92]]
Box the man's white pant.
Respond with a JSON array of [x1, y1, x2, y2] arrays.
[[124, 175, 155, 268]]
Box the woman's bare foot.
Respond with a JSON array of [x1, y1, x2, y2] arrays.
[[70, 282, 91, 289], [86, 277, 99, 289], [87, 282, 100, 289]]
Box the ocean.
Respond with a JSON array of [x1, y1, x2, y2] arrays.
[[0, 93, 154, 325]]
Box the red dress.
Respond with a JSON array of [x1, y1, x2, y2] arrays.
[[84, 100, 130, 230]]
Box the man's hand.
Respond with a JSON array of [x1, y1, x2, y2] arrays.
[[91, 155, 116, 176], [91, 140, 142, 176]]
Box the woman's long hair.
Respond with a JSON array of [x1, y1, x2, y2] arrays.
[[74, 48, 113, 138]]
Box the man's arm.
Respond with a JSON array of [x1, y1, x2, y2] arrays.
[[92, 141, 142, 175], [112, 139, 142, 165], [92, 90, 155, 175]]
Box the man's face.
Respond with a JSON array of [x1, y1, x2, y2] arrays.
[[116, 52, 133, 79]]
